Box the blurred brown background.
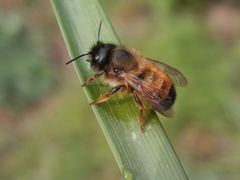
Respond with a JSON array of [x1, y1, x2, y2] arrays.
[[0, 0, 240, 179]]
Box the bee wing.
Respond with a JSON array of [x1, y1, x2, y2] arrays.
[[146, 58, 188, 87], [120, 72, 174, 118]]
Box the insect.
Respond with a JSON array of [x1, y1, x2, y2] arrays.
[[66, 21, 187, 132]]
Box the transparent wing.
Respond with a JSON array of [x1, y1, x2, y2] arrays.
[[146, 58, 188, 87], [120, 72, 174, 118]]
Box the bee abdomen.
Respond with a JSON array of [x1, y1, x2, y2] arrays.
[[161, 85, 176, 110]]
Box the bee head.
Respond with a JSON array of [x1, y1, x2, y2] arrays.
[[65, 21, 115, 71], [89, 42, 115, 71]]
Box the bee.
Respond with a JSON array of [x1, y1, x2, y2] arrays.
[[66, 21, 187, 132]]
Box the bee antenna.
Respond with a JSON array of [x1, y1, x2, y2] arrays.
[[97, 20, 102, 42], [65, 52, 91, 65]]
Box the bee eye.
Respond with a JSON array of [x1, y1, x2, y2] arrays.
[[95, 55, 99, 60]]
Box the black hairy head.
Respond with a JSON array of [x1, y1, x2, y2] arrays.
[[89, 42, 116, 71]]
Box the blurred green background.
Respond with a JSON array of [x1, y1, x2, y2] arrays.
[[0, 0, 240, 179]]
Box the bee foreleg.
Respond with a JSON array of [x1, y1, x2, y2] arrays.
[[90, 85, 125, 105], [132, 91, 145, 132], [81, 71, 104, 87]]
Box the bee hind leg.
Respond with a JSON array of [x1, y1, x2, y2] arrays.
[[132, 91, 145, 133], [81, 71, 104, 87], [90, 85, 125, 105]]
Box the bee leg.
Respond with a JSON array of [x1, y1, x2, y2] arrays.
[[90, 85, 125, 105], [81, 71, 104, 87], [132, 91, 145, 132]]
